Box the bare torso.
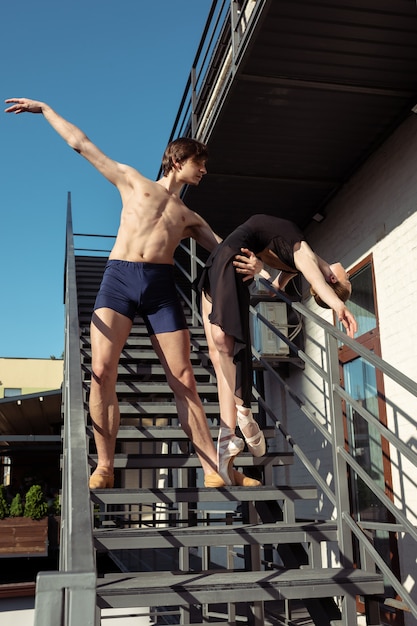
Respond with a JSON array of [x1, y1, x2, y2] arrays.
[[109, 172, 202, 264]]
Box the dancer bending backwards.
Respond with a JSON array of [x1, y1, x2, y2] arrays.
[[199, 214, 357, 482]]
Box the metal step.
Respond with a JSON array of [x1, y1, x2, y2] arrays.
[[116, 401, 221, 416], [80, 348, 204, 364], [87, 424, 275, 441], [91, 485, 318, 507], [89, 451, 292, 470], [82, 363, 214, 380], [96, 568, 384, 608], [81, 334, 207, 348], [83, 381, 219, 396], [89, 401, 258, 417], [94, 520, 338, 551]]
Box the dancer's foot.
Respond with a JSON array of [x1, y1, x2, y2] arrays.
[[236, 405, 266, 457], [89, 469, 114, 489], [217, 434, 244, 486], [204, 471, 227, 488], [232, 469, 262, 487], [204, 469, 261, 487]]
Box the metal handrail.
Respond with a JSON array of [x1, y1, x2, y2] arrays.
[[177, 238, 417, 620], [157, 0, 267, 167], [34, 194, 96, 626]]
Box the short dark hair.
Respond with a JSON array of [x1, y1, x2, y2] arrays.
[[161, 137, 208, 176]]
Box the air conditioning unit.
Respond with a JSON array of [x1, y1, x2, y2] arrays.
[[251, 301, 289, 356]]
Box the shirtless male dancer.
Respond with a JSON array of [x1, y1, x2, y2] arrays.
[[5, 97, 261, 489]]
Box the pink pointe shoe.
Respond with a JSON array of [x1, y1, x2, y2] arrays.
[[236, 405, 266, 457], [217, 434, 245, 486]]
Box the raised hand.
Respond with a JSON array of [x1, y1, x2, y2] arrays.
[[338, 306, 357, 338], [5, 98, 44, 114]]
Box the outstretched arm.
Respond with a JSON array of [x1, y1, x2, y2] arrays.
[[4, 97, 131, 188], [186, 212, 222, 253], [294, 241, 357, 338]]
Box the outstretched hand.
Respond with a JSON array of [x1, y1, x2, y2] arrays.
[[5, 98, 43, 114], [233, 247, 262, 282], [338, 306, 357, 338]]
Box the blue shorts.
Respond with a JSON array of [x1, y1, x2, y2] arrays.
[[93, 260, 188, 335]]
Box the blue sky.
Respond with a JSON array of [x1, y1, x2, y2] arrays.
[[0, 0, 212, 358]]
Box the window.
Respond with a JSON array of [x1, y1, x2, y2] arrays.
[[4, 388, 22, 398], [339, 255, 400, 616], [346, 263, 377, 335]]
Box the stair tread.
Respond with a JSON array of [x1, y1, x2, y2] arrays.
[[112, 382, 219, 394], [111, 401, 258, 415], [90, 485, 318, 505], [117, 403, 222, 415], [89, 451, 292, 469], [83, 364, 213, 377], [94, 520, 339, 550], [96, 567, 384, 606], [83, 382, 220, 396], [81, 349, 203, 362], [86, 424, 275, 440]]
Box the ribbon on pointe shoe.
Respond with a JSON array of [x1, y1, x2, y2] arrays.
[[217, 431, 244, 486]]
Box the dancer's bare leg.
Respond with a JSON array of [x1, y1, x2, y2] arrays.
[[150, 328, 221, 479], [202, 294, 237, 432], [202, 293, 265, 455], [151, 328, 259, 487], [89, 308, 132, 487]]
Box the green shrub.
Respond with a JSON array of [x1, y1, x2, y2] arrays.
[[9, 493, 24, 517], [24, 485, 48, 520], [0, 485, 9, 520]]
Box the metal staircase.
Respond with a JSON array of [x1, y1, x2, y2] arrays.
[[34, 199, 417, 625], [77, 250, 382, 626]]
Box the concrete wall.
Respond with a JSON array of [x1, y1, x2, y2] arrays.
[[0, 358, 63, 398]]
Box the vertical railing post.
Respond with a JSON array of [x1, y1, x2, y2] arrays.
[[191, 66, 197, 138], [326, 331, 357, 626], [190, 238, 199, 327], [326, 332, 354, 566], [230, 0, 240, 66]]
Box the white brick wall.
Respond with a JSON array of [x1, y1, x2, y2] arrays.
[[266, 114, 417, 613]]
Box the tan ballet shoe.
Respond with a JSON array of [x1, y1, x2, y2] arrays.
[[232, 469, 262, 487], [89, 472, 114, 489], [204, 471, 227, 488]]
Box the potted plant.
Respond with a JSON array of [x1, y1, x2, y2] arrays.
[[0, 484, 49, 556], [9, 492, 24, 517], [24, 484, 48, 520]]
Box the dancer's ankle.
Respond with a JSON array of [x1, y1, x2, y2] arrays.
[[218, 425, 235, 441], [93, 466, 113, 476], [236, 404, 253, 424]]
